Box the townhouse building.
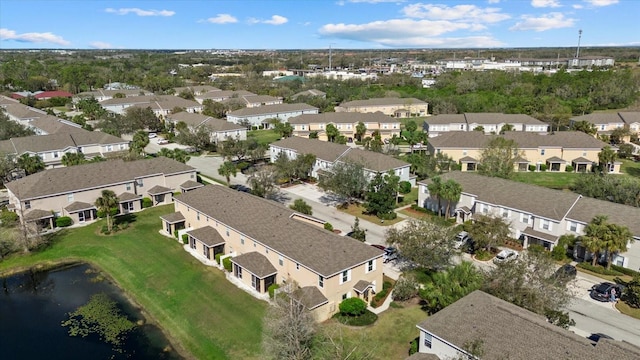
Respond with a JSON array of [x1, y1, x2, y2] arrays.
[[100, 95, 202, 116], [0, 130, 129, 168], [570, 112, 640, 139], [165, 112, 247, 143], [335, 97, 428, 118], [173, 85, 220, 97], [227, 103, 318, 127], [1, 96, 89, 135], [424, 113, 549, 137], [161, 185, 383, 321], [417, 172, 640, 269], [270, 137, 413, 184], [413, 290, 639, 360], [5, 157, 198, 229], [194, 90, 256, 104], [427, 131, 614, 173], [74, 89, 153, 102], [288, 112, 401, 142]]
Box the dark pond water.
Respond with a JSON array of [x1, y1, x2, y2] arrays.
[[0, 263, 182, 360]]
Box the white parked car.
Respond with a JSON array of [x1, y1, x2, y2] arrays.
[[454, 231, 471, 249], [148, 132, 157, 138], [157, 138, 169, 145], [493, 249, 518, 264]]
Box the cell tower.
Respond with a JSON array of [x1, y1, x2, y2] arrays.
[[575, 29, 583, 58]]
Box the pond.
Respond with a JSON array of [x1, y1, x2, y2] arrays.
[[0, 263, 182, 360]]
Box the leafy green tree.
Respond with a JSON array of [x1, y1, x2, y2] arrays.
[[130, 130, 150, 156], [386, 218, 457, 270], [499, 123, 514, 134], [598, 146, 617, 173], [465, 214, 511, 252], [418, 262, 484, 313], [364, 171, 399, 219], [338, 298, 367, 316], [202, 99, 229, 118], [401, 120, 426, 152], [479, 137, 521, 179], [218, 161, 237, 186], [325, 123, 340, 143], [0, 110, 35, 140], [95, 190, 118, 232], [76, 97, 107, 120], [440, 179, 462, 219], [426, 176, 443, 216], [124, 106, 161, 132], [571, 120, 597, 136], [61, 152, 86, 167], [355, 121, 367, 142], [271, 120, 293, 138], [318, 161, 368, 203], [158, 148, 190, 164], [623, 275, 640, 309], [349, 217, 366, 242], [583, 215, 634, 269], [16, 153, 45, 175], [290, 199, 313, 215], [308, 131, 319, 139], [247, 165, 278, 199]]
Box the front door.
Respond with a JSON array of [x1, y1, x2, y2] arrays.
[[364, 289, 370, 302], [78, 211, 85, 222]]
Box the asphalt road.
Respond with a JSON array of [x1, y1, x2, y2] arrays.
[[186, 154, 640, 346]]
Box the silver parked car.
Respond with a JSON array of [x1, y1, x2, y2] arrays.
[[493, 249, 518, 264]]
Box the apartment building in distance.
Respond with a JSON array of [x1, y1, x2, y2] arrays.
[[424, 113, 549, 137], [335, 97, 428, 118], [289, 112, 401, 142]]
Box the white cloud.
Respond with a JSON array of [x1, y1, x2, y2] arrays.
[[105, 8, 175, 17], [205, 14, 238, 24], [572, 4, 584, 8], [0, 28, 70, 46], [248, 15, 288, 25], [583, 0, 618, 6], [319, 19, 503, 47], [402, 4, 510, 23], [531, 0, 562, 8], [264, 15, 288, 25], [487, 0, 501, 3], [510, 12, 575, 31], [347, 0, 407, 3], [89, 41, 113, 49]]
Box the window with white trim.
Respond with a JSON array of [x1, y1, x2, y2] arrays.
[[521, 213, 531, 224], [567, 221, 577, 232], [126, 183, 132, 191], [367, 260, 375, 273], [340, 269, 351, 284], [278, 255, 283, 266], [226, 227, 230, 236], [540, 219, 551, 231], [197, 212, 200, 220], [296, 263, 300, 271], [501, 209, 510, 218], [137, 179, 143, 187], [67, 193, 74, 202], [424, 333, 433, 349], [318, 275, 324, 288], [241, 237, 245, 245], [540, 149, 545, 155], [24, 201, 31, 209]]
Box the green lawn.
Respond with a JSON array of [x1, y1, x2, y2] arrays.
[[397, 187, 418, 208], [323, 302, 426, 359], [0, 205, 266, 360], [620, 158, 640, 178], [248, 129, 282, 145], [511, 171, 580, 190], [337, 203, 404, 226]]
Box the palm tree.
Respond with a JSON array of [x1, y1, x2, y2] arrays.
[[61, 152, 86, 167], [95, 190, 119, 232], [571, 120, 598, 136], [441, 179, 462, 219], [602, 223, 634, 270], [218, 161, 238, 187], [427, 176, 443, 216], [583, 215, 610, 266], [598, 146, 617, 173], [17, 153, 45, 175], [171, 149, 190, 164], [131, 130, 150, 156]]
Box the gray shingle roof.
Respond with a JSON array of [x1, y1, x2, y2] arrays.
[[180, 180, 204, 190], [28, 117, 86, 135], [118, 192, 141, 202], [292, 286, 329, 310], [340, 148, 409, 172], [428, 131, 608, 150], [3, 130, 126, 155], [464, 113, 546, 125], [231, 252, 277, 278], [423, 114, 466, 125], [417, 290, 640, 360], [187, 226, 225, 247], [339, 97, 427, 107], [571, 112, 625, 125], [272, 137, 350, 162], [174, 185, 382, 277], [619, 112, 640, 124], [147, 185, 173, 195], [24, 209, 54, 221], [353, 280, 373, 293], [160, 212, 185, 224], [566, 196, 640, 237], [6, 157, 195, 200], [419, 172, 581, 221], [64, 201, 95, 213], [166, 112, 245, 131], [196, 90, 255, 100], [228, 103, 318, 117], [288, 111, 397, 124]]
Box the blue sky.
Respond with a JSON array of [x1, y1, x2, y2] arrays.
[[1, 0, 637, 49]]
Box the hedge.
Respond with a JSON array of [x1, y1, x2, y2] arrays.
[[55, 216, 73, 227], [398, 181, 412, 194], [215, 253, 222, 265], [142, 197, 153, 208], [324, 222, 333, 231], [182, 234, 189, 244], [268, 284, 280, 299], [565, 165, 574, 172], [576, 262, 624, 276], [339, 298, 367, 316], [612, 264, 640, 277], [222, 257, 232, 272]]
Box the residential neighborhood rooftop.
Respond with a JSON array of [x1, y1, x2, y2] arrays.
[[227, 103, 318, 117], [0, 130, 126, 154], [288, 111, 397, 124], [571, 112, 640, 125], [338, 97, 427, 107], [428, 131, 609, 149]]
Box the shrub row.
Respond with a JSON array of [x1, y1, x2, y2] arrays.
[[576, 262, 624, 276], [612, 264, 640, 277]]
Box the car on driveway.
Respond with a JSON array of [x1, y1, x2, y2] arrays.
[[383, 247, 398, 263], [454, 231, 471, 249], [553, 264, 577, 281], [590, 282, 623, 302], [493, 249, 518, 264]]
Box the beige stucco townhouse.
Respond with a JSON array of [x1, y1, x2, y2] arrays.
[[424, 113, 549, 137], [288, 112, 401, 142], [335, 97, 428, 118], [160, 185, 384, 321], [417, 172, 640, 270], [165, 112, 247, 144], [427, 131, 618, 173], [6, 157, 199, 230]]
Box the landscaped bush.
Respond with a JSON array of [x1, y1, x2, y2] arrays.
[[527, 244, 548, 256], [408, 338, 419, 355], [0, 210, 19, 227], [268, 284, 280, 299], [182, 234, 189, 244], [565, 165, 574, 172], [142, 197, 153, 208], [371, 289, 388, 308], [410, 204, 428, 213], [236, 162, 251, 172], [323, 222, 333, 231], [97, 208, 118, 218], [576, 262, 624, 276], [101, 225, 110, 235], [529, 164, 536, 172], [539, 164, 548, 172], [55, 216, 73, 228], [222, 257, 232, 272], [339, 298, 367, 316], [398, 181, 412, 194], [215, 253, 222, 265], [332, 309, 378, 326], [551, 245, 568, 261], [378, 212, 397, 221], [474, 249, 492, 261], [393, 276, 419, 301], [612, 265, 640, 277]]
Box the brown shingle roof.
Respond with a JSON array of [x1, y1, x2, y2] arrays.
[[423, 114, 466, 125], [118, 192, 141, 202], [228, 103, 317, 117], [272, 137, 350, 162], [340, 148, 409, 172], [417, 290, 640, 360], [147, 185, 173, 195], [187, 226, 225, 247], [339, 97, 427, 107], [428, 131, 608, 150], [353, 280, 373, 293], [4, 130, 126, 155], [464, 113, 546, 125], [64, 201, 95, 213], [6, 157, 195, 200], [419, 172, 581, 221], [28, 117, 86, 135], [196, 90, 255, 100], [571, 112, 625, 125], [160, 212, 185, 224], [292, 286, 329, 310], [174, 185, 382, 277], [619, 112, 640, 124], [231, 252, 277, 278], [288, 111, 397, 125], [566, 196, 640, 237], [180, 180, 203, 191], [24, 209, 54, 221]]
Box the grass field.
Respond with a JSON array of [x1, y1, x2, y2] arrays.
[[511, 172, 580, 189], [248, 129, 282, 145], [337, 203, 404, 226], [0, 205, 267, 360], [620, 158, 640, 178], [397, 187, 419, 207]]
